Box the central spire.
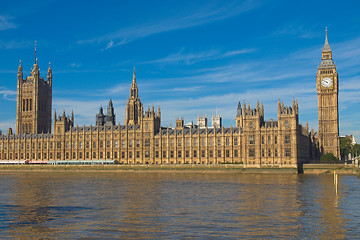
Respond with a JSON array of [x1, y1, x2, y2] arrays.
[[125, 67, 143, 125], [323, 27, 331, 52], [132, 66, 136, 84], [130, 67, 138, 99], [32, 40, 39, 74], [35, 40, 38, 64]]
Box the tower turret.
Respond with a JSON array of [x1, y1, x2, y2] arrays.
[[236, 101, 243, 128], [106, 99, 116, 126], [47, 62, 52, 86], [236, 101, 242, 117], [96, 105, 105, 126], [17, 60, 23, 80]]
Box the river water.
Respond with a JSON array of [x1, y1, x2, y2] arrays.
[[0, 172, 359, 239]]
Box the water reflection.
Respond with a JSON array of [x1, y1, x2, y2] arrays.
[[0, 172, 358, 239], [317, 175, 346, 239], [5, 174, 51, 238]]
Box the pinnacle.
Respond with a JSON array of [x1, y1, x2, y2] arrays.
[[18, 60, 23, 71], [323, 27, 331, 52], [132, 66, 136, 83]]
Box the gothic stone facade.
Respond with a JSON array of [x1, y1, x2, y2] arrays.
[[0, 103, 310, 167], [1, 33, 339, 165]]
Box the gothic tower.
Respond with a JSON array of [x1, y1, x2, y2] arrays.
[[106, 99, 116, 126], [125, 68, 143, 125], [316, 29, 340, 158], [16, 43, 52, 134], [236, 101, 243, 128], [96, 105, 105, 126]]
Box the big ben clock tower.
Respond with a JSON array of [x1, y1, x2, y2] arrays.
[[317, 29, 340, 158]]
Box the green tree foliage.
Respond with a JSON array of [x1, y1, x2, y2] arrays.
[[352, 144, 360, 157], [340, 137, 352, 159], [320, 153, 339, 163]]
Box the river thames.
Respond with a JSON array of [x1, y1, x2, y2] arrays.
[[0, 172, 359, 239]]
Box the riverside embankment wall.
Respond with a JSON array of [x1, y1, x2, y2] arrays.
[[0, 164, 359, 175]]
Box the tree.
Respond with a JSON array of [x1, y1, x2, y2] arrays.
[[320, 153, 339, 163], [340, 137, 352, 160], [352, 144, 360, 157]]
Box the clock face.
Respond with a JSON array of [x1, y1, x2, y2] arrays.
[[321, 77, 333, 88]]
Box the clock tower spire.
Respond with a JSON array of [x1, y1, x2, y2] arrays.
[[317, 28, 340, 159]]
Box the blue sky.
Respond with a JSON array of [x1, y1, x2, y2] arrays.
[[0, 0, 359, 141]]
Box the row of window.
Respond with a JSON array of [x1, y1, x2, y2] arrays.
[[65, 150, 236, 160], [22, 99, 47, 112], [261, 148, 291, 157], [249, 148, 291, 158], [0, 135, 293, 151], [250, 135, 291, 145], [0, 137, 240, 150], [0, 148, 292, 160], [246, 121, 290, 128], [22, 98, 32, 112], [320, 69, 333, 74]]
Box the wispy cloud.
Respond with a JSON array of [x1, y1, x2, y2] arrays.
[[148, 82, 316, 128], [271, 23, 320, 39], [0, 120, 15, 133], [0, 15, 16, 31], [0, 40, 31, 50], [103, 83, 129, 96], [102, 40, 114, 51], [77, 1, 261, 49], [53, 98, 127, 126], [0, 87, 16, 101], [223, 48, 256, 56], [142, 48, 255, 65], [51, 82, 312, 129], [143, 49, 219, 65], [69, 62, 81, 68]]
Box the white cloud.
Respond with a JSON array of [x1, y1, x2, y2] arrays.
[[143, 49, 220, 65], [103, 40, 114, 51], [0, 40, 31, 50], [142, 48, 256, 65], [0, 120, 15, 133], [0, 87, 16, 101], [0, 15, 16, 31], [77, 1, 261, 49], [271, 23, 320, 39], [223, 48, 256, 56], [69, 62, 81, 68], [53, 98, 127, 126]]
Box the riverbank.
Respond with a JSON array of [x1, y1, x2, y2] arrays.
[[0, 164, 358, 175], [303, 163, 359, 175], [0, 164, 297, 174]]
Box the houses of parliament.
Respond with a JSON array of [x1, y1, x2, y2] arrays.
[[0, 32, 340, 166]]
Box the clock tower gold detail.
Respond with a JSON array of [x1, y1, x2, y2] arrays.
[[316, 29, 340, 158]]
